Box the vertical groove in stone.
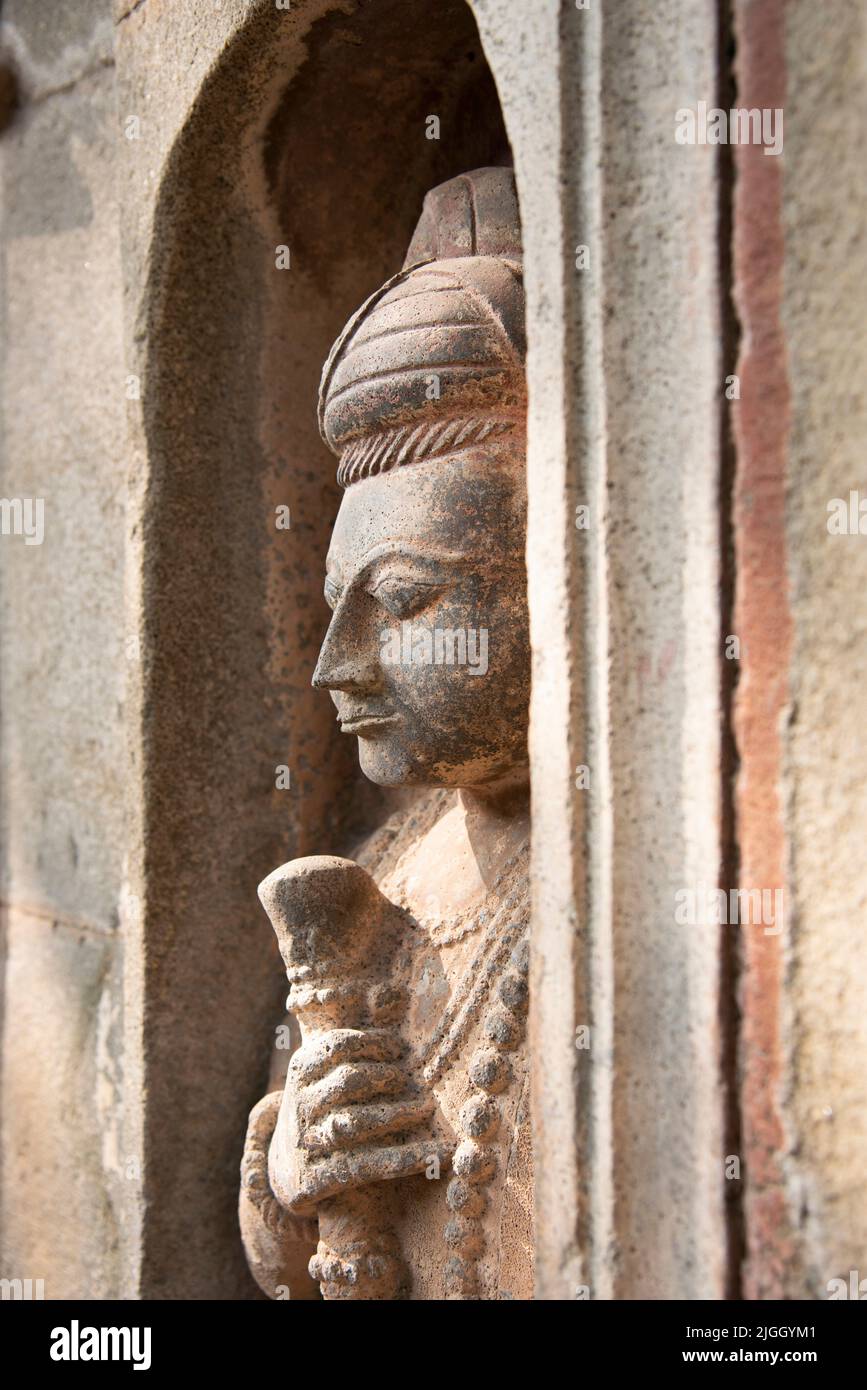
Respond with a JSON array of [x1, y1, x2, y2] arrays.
[[510, 0, 728, 1299], [474, 0, 606, 1301], [557, 0, 611, 1303], [519, 0, 591, 1301], [716, 0, 745, 1304]]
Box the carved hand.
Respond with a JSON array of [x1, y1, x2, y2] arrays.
[[238, 1091, 319, 1300], [269, 1025, 439, 1214], [255, 855, 451, 1299]]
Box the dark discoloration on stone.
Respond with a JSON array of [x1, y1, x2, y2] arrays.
[[731, 0, 797, 1302], [241, 168, 532, 1301]]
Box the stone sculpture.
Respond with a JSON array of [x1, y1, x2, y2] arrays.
[[240, 167, 532, 1300]]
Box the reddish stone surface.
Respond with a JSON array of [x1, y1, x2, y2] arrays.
[[731, 0, 797, 1300]]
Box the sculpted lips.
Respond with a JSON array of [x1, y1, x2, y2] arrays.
[[337, 704, 399, 736]]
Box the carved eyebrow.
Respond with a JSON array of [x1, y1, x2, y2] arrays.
[[329, 542, 477, 594], [359, 541, 473, 572]]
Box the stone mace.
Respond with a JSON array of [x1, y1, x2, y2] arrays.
[[258, 856, 449, 1299]]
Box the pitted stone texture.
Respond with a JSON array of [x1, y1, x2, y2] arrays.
[[117, 0, 511, 1300], [0, 0, 130, 1300], [242, 167, 532, 1300], [778, 0, 867, 1300]]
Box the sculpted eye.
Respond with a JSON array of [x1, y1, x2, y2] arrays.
[[371, 577, 441, 619], [324, 578, 342, 611]]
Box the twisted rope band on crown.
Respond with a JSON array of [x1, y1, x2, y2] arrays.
[[336, 416, 518, 488]]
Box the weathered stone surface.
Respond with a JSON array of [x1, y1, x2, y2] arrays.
[[241, 167, 533, 1300], [0, 0, 130, 1299], [731, 0, 867, 1304], [470, 0, 728, 1300], [731, 0, 795, 1302], [0, 0, 113, 106], [2, 0, 865, 1307], [0, 909, 121, 1299], [780, 63, 867, 1299], [114, 0, 512, 1300], [770, 0, 867, 1301]]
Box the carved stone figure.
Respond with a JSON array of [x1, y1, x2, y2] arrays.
[[240, 168, 531, 1300]]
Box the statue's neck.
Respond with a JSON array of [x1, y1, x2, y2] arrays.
[[458, 777, 530, 830], [456, 781, 530, 881]]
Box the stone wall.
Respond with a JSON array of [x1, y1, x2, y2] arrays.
[[1, 0, 866, 1301], [0, 0, 128, 1299], [733, 0, 867, 1300]]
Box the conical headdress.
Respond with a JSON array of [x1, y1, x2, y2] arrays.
[[318, 167, 526, 487]]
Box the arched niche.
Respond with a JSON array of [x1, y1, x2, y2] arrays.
[[135, 0, 511, 1298]]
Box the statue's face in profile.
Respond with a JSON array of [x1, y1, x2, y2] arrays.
[[313, 444, 529, 789]]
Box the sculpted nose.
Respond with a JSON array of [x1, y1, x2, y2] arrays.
[[312, 609, 381, 692]]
